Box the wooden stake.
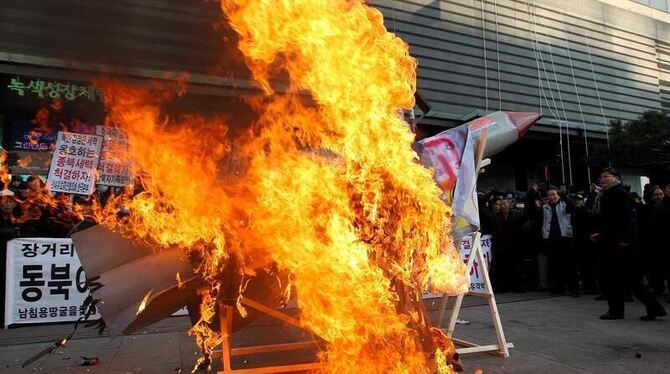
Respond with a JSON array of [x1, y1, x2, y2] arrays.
[[216, 297, 322, 374], [220, 304, 234, 373], [437, 231, 513, 357], [239, 296, 302, 328], [474, 233, 510, 357]]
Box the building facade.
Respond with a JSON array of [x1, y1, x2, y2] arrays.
[[370, 0, 670, 191], [0, 0, 667, 191]]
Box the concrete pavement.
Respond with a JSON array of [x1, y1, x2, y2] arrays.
[[1, 292, 668, 373]]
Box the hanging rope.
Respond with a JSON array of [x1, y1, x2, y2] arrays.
[[562, 18, 592, 183], [494, 0, 503, 111], [529, 1, 565, 184], [481, 0, 490, 113], [579, 16, 611, 153], [541, 14, 574, 186], [526, 0, 544, 115], [527, 0, 566, 184], [529, 7, 562, 118]]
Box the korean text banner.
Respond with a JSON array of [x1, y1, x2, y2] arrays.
[[459, 234, 492, 292], [422, 234, 492, 298], [96, 126, 132, 187], [4, 238, 100, 326], [47, 131, 102, 195]]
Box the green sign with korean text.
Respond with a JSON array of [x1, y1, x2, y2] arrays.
[[6, 76, 101, 103]]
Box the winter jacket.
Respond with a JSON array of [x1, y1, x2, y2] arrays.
[[596, 183, 633, 247], [542, 200, 574, 239]]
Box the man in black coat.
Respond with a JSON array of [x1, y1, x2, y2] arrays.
[[648, 187, 670, 296], [593, 168, 666, 321], [573, 195, 596, 294], [490, 198, 523, 292]]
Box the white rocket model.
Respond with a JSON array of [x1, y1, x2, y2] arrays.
[[416, 111, 541, 238], [465, 111, 538, 159]]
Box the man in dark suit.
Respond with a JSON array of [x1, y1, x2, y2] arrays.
[[490, 198, 523, 292], [593, 167, 666, 321]]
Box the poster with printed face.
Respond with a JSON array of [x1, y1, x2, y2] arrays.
[[47, 131, 102, 195], [96, 126, 132, 187], [4, 238, 100, 326]]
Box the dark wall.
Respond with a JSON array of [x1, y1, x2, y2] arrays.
[[0, 0, 250, 78]]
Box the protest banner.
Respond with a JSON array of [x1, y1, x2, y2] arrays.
[[422, 233, 493, 299], [459, 234, 492, 292], [96, 125, 132, 187], [47, 131, 102, 195], [6, 76, 102, 103], [437, 232, 513, 357], [4, 238, 100, 327], [9, 119, 59, 153]]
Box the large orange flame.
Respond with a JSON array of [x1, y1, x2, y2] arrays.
[[0, 150, 10, 187], [58, 0, 467, 372]]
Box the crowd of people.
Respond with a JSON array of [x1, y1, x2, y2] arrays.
[[481, 167, 669, 320], [1, 169, 669, 322], [0, 175, 110, 240]]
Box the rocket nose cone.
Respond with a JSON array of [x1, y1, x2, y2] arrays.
[[507, 112, 541, 137]]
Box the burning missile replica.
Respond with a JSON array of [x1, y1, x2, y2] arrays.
[[60, 1, 473, 373], [21, 1, 529, 373], [415, 111, 541, 238], [68, 109, 540, 373]]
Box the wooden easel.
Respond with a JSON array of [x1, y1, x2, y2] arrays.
[[213, 296, 322, 373], [437, 231, 514, 357]]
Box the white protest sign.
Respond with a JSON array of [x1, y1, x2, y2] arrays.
[[96, 126, 132, 187], [459, 234, 492, 292], [422, 234, 493, 299], [4, 238, 101, 326], [47, 131, 102, 195]]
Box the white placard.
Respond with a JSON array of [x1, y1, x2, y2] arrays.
[[96, 126, 132, 187], [47, 131, 102, 195], [459, 234, 492, 292], [4, 238, 101, 326], [422, 233, 493, 299]]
